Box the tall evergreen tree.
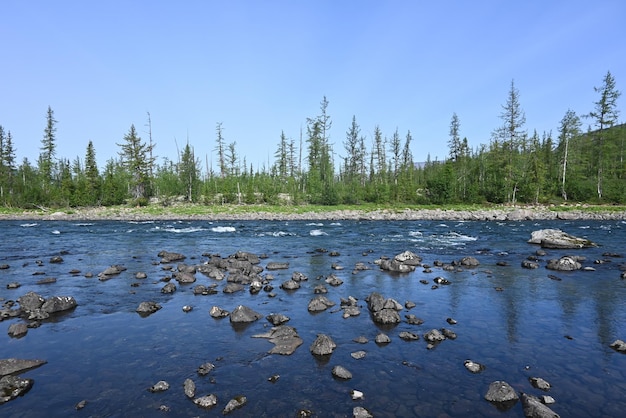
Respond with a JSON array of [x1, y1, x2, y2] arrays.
[[179, 142, 200, 202], [84, 141, 100, 204], [215, 122, 227, 178], [448, 113, 462, 162], [39, 106, 58, 187], [117, 124, 155, 201], [588, 71, 621, 199]]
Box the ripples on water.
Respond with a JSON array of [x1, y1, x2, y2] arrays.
[[1, 219, 625, 417]]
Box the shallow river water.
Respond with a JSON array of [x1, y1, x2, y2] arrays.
[[1, 219, 625, 417]]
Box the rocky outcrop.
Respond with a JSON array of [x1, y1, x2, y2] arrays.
[[307, 295, 335, 312], [253, 325, 303, 355], [136, 301, 162, 317], [0, 359, 47, 377], [158, 250, 186, 263], [520, 393, 560, 418], [366, 292, 402, 325], [528, 229, 597, 249], [0, 375, 34, 404]]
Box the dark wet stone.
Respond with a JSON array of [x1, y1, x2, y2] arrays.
[[136, 301, 162, 316], [223, 283, 244, 293], [266, 262, 289, 270], [484, 380, 519, 409], [546, 256, 582, 271], [530, 377, 552, 391], [522, 260, 540, 269], [331, 365, 352, 380], [520, 392, 560, 418], [161, 282, 176, 294], [97, 264, 127, 280], [399, 331, 419, 341], [325, 274, 343, 286], [183, 378, 195, 398], [49, 256, 64, 264], [158, 250, 186, 263], [424, 329, 445, 342], [229, 305, 262, 323], [0, 359, 47, 377], [148, 380, 169, 392], [353, 336, 368, 344], [280, 279, 300, 290], [446, 317, 457, 325], [310, 334, 336, 356], [405, 314, 424, 325], [253, 325, 303, 355], [351, 350, 367, 359], [464, 360, 485, 373], [459, 256, 480, 266], [0, 264, 9, 270], [0, 375, 34, 404], [193, 394, 217, 409], [175, 271, 196, 284], [291, 271, 308, 281], [266, 313, 290, 325], [308, 295, 336, 312], [223, 395, 247, 415], [42, 296, 77, 314], [36, 277, 57, 285], [8, 323, 28, 338], [373, 309, 401, 324], [197, 362, 215, 376], [75, 400, 87, 410], [441, 328, 457, 339], [375, 333, 391, 344], [6, 282, 20, 289]]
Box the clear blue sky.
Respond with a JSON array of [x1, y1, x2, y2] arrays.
[[1, 0, 624, 171]]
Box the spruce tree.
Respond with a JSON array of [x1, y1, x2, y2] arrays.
[[117, 124, 155, 202]]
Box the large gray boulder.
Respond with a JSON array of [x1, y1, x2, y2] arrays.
[[307, 295, 336, 312], [0, 375, 34, 404], [528, 229, 596, 249], [0, 359, 47, 377], [136, 301, 162, 316], [158, 250, 186, 263], [253, 325, 303, 355], [521, 393, 560, 418], [41, 296, 77, 314], [16, 292, 45, 312], [310, 334, 336, 356], [484, 380, 519, 408], [229, 305, 262, 323]]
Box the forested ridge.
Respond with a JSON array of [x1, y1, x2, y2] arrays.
[[0, 72, 624, 209]]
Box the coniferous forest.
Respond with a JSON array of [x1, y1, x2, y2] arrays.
[[0, 72, 624, 209]]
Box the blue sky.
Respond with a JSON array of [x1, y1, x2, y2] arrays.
[[1, 1, 624, 171]]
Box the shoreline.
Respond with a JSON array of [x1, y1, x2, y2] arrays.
[[1, 205, 625, 222]]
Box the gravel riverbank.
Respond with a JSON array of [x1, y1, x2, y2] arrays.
[[1, 206, 625, 222]]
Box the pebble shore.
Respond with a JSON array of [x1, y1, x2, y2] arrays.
[[1, 206, 625, 222]]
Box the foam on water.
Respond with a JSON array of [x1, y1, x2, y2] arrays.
[[165, 226, 206, 234], [211, 226, 236, 233], [51, 230, 61, 235], [306, 222, 324, 227], [309, 229, 327, 236], [20, 223, 38, 228]]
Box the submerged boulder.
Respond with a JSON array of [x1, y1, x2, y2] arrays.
[[310, 334, 336, 356], [229, 305, 262, 323], [484, 380, 519, 409], [136, 301, 162, 316], [546, 256, 582, 271], [520, 393, 560, 418], [0, 375, 34, 404], [528, 229, 596, 249]]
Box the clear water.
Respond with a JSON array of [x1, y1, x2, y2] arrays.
[[1, 219, 625, 417]]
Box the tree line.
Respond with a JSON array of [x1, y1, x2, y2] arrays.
[[0, 71, 623, 209]]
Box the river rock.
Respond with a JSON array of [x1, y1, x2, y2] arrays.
[[136, 301, 162, 316], [394, 250, 422, 265], [194, 394, 218, 409], [175, 271, 196, 284], [223, 395, 247, 415], [610, 339, 626, 352], [530, 377, 551, 391], [325, 274, 343, 286], [209, 306, 230, 318], [161, 282, 176, 294], [7, 323, 28, 338], [223, 283, 244, 293], [375, 332, 391, 344], [0, 359, 47, 377], [0, 375, 34, 404], [158, 250, 186, 263], [399, 331, 419, 341], [484, 380, 519, 407], [148, 380, 169, 392], [528, 229, 596, 249], [353, 406, 373, 418], [521, 393, 560, 418], [464, 360, 485, 373], [17, 291, 45, 312], [266, 313, 290, 325], [522, 260, 540, 269], [308, 295, 336, 312], [229, 305, 262, 323], [424, 329, 446, 342], [546, 256, 582, 271], [372, 309, 401, 324], [331, 365, 352, 380], [197, 362, 215, 376], [266, 262, 289, 270], [98, 264, 126, 280], [459, 256, 480, 267], [253, 325, 303, 355], [310, 333, 336, 355], [280, 279, 300, 290], [183, 378, 195, 398], [41, 296, 77, 314]]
